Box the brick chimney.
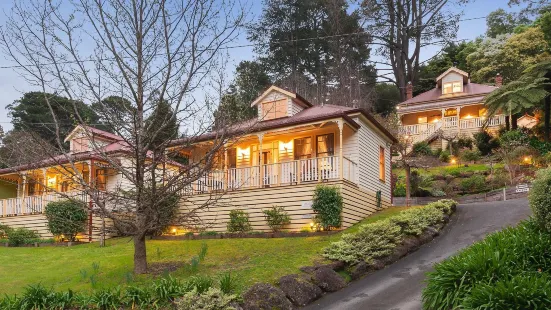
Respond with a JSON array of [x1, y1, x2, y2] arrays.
[[406, 82, 413, 100], [495, 73, 503, 87]]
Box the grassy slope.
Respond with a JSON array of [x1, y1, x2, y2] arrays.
[[0, 206, 418, 295]]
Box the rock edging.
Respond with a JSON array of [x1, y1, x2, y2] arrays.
[[239, 210, 455, 309]]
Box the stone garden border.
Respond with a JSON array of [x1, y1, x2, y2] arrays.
[[238, 207, 456, 309]]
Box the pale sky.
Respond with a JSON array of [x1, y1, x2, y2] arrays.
[[0, 0, 520, 131]]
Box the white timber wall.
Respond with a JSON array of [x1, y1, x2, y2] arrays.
[[178, 180, 391, 232], [354, 115, 392, 203], [0, 214, 115, 241]]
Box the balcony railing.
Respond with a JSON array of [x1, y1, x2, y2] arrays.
[[183, 156, 357, 194], [400, 114, 506, 138], [0, 191, 89, 217]]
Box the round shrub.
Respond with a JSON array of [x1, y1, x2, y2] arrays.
[[312, 185, 343, 230], [262, 206, 290, 232], [6, 227, 40, 246], [529, 167, 551, 232], [461, 274, 551, 310], [459, 175, 486, 194], [226, 210, 252, 233], [44, 199, 88, 241]]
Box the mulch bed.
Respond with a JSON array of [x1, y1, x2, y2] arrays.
[[151, 230, 339, 241]]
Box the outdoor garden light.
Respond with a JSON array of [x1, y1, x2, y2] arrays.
[[451, 159, 456, 164], [171, 228, 177, 234], [524, 156, 530, 162]]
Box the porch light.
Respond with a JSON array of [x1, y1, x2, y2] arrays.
[[396, 106, 400, 110], [47, 177, 56, 187]]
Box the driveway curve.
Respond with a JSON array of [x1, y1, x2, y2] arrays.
[[304, 198, 531, 310]]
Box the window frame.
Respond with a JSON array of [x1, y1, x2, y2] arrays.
[[379, 146, 386, 182], [293, 136, 312, 160], [442, 80, 463, 94], [316, 133, 335, 158]]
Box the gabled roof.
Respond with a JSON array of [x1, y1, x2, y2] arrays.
[[436, 67, 469, 82], [399, 83, 497, 106], [169, 104, 397, 146], [64, 125, 124, 143], [250, 85, 312, 108]]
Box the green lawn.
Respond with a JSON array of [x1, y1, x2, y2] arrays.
[[0, 205, 419, 296]]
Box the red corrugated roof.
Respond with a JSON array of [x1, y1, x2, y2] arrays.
[[170, 104, 397, 146], [400, 83, 497, 105]]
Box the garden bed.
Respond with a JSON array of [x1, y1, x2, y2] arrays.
[[0, 240, 87, 247], [152, 230, 339, 240]]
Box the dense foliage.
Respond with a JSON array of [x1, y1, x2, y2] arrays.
[[0, 274, 238, 310], [44, 200, 88, 241], [311, 185, 343, 230], [323, 199, 456, 264], [226, 210, 252, 233], [423, 219, 551, 309], [262, 206, 291, 232], [0, 226, 41, 247], [473, 131, 500, 156], [529, 167, 551, 232]]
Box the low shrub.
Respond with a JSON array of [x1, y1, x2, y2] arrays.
[[323, 199, 456, 264], [439, 150, 451, 163], [6, 227, 40, 247], [262, 206, 291, 232], [460, 150, 481, 163], [322, 220, 402, 264], [226, 210, 252, 233], [461, 274, 551, 310], [459, 175, 486, 193], [393, 181, 406, 197], [175, 288, 237, 310], [44, 199, 88, 241], [311, 185, 343, 230], [529, 167, 551, 232], [389, 207, 444, 236], [422, 219, 551, 310], [430, 188, 446, 197], [89, 287, 122, 310]]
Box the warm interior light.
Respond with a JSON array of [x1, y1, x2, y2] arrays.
[[396, 106, 400, 110], [310, 222, 314, 227], [465, 114, 473, 119], [47, 176, 56, 187], [432, 118, 439, 123]]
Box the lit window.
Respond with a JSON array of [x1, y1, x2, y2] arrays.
[[443, 81, 463, 94], [379, 146, 386, 182]]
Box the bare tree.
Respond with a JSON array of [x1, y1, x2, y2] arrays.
[[0, 0, 246, 274], [360, 0, 467, 101]]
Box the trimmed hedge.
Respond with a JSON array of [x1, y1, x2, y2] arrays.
[[529, 167, 551, 232], [422, 219, 551, 310], [322, 199, 457, 264]]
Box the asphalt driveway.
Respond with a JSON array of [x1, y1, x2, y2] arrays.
[[304, 198, 531, 310]]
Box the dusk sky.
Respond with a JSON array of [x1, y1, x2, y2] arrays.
[[0, 0, 521, 131]]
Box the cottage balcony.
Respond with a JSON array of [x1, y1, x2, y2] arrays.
[[399, 112, 506, 144], [0, 191, 90, 217], [184, 155, 357, 194]]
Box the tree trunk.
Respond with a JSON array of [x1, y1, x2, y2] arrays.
[[511, 114, 518, 130], [545, 96, 550, 142], [133, 234, 148, 274], [505, 115, 510, 131], [405, 165, 411, 206]]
